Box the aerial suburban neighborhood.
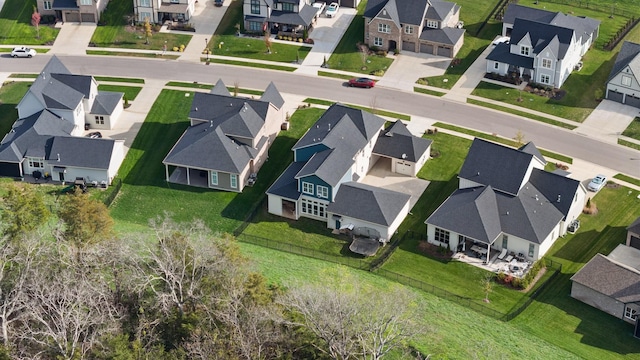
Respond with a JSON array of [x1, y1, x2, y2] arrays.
[[0, 0, 639, 358]]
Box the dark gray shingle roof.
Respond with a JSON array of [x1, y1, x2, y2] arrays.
[[210, 79, 231, 96], [328, 182, 410, 226], [607, 41, 640, 83], [486, 42, 535, 69], [503, 4, 556, 25], [260, 82, 284, 110], [373, 121, 432, 162], [91, 92, 123, 115], [510, 18, 573, 60], [518, 141, 546, 164], [190, 92, 269, 139], [528, 168, 581, 218], [47, 137, 116, 170], [571, 254, 640, 304], [269, 5, 317, 26], [267, 161, 305, 200], [426, 0, 455, 21], [420, 27, 465, 45]]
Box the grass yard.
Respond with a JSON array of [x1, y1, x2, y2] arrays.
[[90, 0, 191, 50], [0, 82, 30, 139], [241, 243, 582, 359], [414, 87, 446, 97], [86, 50, 181, 59], [209, 35, 311, 64], [512, 185, 640, 359], [466, 98, 577, 130], [303, 98, 411, 120], [0, 0, 59, 45], [622, 117, 640, 140], [94, 76, 145, 83], [206, 58, 298, 71], [0, 48, 49, 53], [619, 139, 640, 151], [97, 85, 142, 101], [614, 174, 640, 187], [327, 1, 394, 74]]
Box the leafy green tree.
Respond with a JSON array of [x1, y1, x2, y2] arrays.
[[1, 184, 50, 239], [58, 188, 113, 245]]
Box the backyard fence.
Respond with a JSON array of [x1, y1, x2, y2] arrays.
[[102, 178, 122, 207], [603, 17, 640, 51], [534, 0, 630, 17], [478, 0, 513, 36]]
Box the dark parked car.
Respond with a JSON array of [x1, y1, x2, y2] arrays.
[[348, 77, 375, 88], [214, 0, 223, 6], [86, 132, 102, 139]]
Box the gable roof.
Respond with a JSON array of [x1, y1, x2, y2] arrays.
[[518, 141, 546, 164], [47, 136, 116, 170], [510, 18, 574, 59], [365, 0, 451, 27], [459, 138, 536, 196], [327, 182, 411, 226], [607, 41, 640, 83], [486, 42, 535, 69], [571, 246, 640, 304], [426, 0, 456, 21], [372, 121, 432, 162], [27, 56, 92, 111], [269, 5, 317, 27], [503, 3, 557, 25], [91, 92, 124, 115], [190, 92, 269, 139], [528, 168, 581, 218], [260, 82, 285, 110], [267, 161, 305, 200], [210, 79, 231, 96]]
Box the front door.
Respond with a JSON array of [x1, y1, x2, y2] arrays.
[[388, 40, 397, 51], [59, 172, 64, 182], [336, 220, 341, 229]]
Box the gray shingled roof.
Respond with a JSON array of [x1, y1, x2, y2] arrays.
[[486, 42, 535, 69], [607, 41, 640, 83], [528, 168, 581, 218], [503, 3, 556, 25], [364, 0, 400, 27], [269, 5, 316, 26], [328, 182, 410, 226], [419, 27, 465, 45], [190, 92, 269, 139], [518, 141, 546, 164], [50, 73, 92, 98], [267, 161, 305, 200], [426, 0, 455, 21], [397, 0, 428, 26], [260, 82, 284, 110], [47, 137, 116, 170], [366, 0, 453, 27], [627, 216, 640, 235], [550, 12, 599, 45], [372, 121, 432, 162], [510, 18, 574, 60], [459, 138, 535, 196], [163, 125, 253, 174], [571, 253, 640, 304], [210, 79, 231, 96], [91, 92, 123, 115]]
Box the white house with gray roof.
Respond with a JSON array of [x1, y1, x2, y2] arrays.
[[571, 243, 640, 325], [243, 0, 318, 35], [605, 41, 640, 108], [0, 57, 125, 185], [425, 138, 586, 261], [163, 80, 284, 192], [267, 104, 431, 243], [487, 4, 599, 88]]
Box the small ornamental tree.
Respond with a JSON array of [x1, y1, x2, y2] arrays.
[[144, 17, 152, 45], [31, 6, 41, 40], [264, 31, 272, 54]]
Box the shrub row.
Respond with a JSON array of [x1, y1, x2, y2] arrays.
[[496, 259, 545, 290]]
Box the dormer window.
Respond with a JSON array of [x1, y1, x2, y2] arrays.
[[622, 75, 632, 87], [520, 46, 530, 56], [426, 20, 438, 28]]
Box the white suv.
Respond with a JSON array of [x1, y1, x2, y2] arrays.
[[11, 47, 36, 58]]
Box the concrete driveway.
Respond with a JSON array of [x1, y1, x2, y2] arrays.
[[376, 52, 449, 91], [361, 158, 429, 208], [49, 23, 97, 56], [575, 99, 639, 143]]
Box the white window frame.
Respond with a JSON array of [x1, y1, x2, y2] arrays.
[[211, 171, 218, 186], [434, 227, 450, 244], [139, 0, 151, 6], [494, 62, 499, 70], [94, 115, 104, 125], [301, 198, 326, 218], [317, 185, 328, 199], [230, 174, 237, 189], [426, 20, 438, 28], [43, 1, 52, 10], [528, 243, 535, 257], [520, 46, 530, 56], [622, 75, 632, 87], [404, 25, 413, 34], [541, 58, 552, 69], [373, 37, 383, 47], [625, 306, 638, 321], [80, 0, 92, 5], [502, 235, 508, 249], [378, 23, 390, 34], [28, 157, 44, 168], [302, 182, 314, 195], [540, 74, 550, 84]]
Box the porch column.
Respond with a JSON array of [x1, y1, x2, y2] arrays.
[[165, 164, 169, 181], [186, 167, 190, 185], [485, 244, 490, 264]]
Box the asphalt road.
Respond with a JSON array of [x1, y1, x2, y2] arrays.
[[3, 54, 640, 177]]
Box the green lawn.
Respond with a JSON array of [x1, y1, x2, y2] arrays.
[[206, 57, 298, 71], [0, 47, 49, 53], [614, 174, 640, 187], [622, 117, 640, 140], [619, 138, 640, 151], [90, 0, 191, 50], [86, 50, 181, 59], [303, 98, 411, 120], [0, 82, 30, 138], [467, 98, 577, 130], [0, 0, 59, 45], [210, 35, 311, 64], [327, 1, 394, 74], [94, 76, 145, 84], [97, 85, 142, 101]]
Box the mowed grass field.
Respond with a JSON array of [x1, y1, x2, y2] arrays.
[[0, 0, 59, 45]]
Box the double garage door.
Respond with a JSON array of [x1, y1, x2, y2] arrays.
[[419, 43, 452, 58], [607, 89, 640, 108], [63, 12, 96, 23]]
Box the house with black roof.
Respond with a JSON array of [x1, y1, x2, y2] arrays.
[[424, 138, 586, 261], [364, 0, 464, 57], [267, 104, 431, 243], [487, 4, 599, 88], [243, 0, 318, 36], [0, 57, 125, 185], [163, 79, 284, 192], [605, 41, 640, 108], [571, 241, 640, 325]]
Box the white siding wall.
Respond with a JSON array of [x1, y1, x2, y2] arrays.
[[107, 140, 125, 184], [607, 66, 640, 99], [536, 221, 563, 259], [486, 61, 509, 76], [268, 194, 284, 216], [561, 185, 587, 235], [327, 200, 409, 241]]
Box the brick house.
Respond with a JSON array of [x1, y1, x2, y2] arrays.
[[363, 0, 464, 57]]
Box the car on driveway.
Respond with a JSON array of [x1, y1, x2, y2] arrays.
[[325, 2, 339, 18], [348, 77, 375, 88], [587, 174, 607, 192], [313, 2, 326, 16], [491, 36, 509, 46], [11, 46, 36, 58], [86, 132, 103, 139]]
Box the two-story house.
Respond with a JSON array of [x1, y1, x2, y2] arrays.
[[0, 57, 125, 185], [243, 0, 317, 35], [605, 41, 640, 108], [425, 138, 587, 262], [134, 0, 196, 23], [163, 80, 284, 192], [486, 4, 599, 88], [363, 0, 464, 57], [37, 0, 110, 23], [267, 104, 432, 241]]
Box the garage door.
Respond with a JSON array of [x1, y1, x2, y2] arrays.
[[64, 12, 80, 22], [420, 43, 433, 54], [607, 89, 624, 103], [395, 161, 413, 176], [0, 162, 21, 177], [81, 13, 96, 23], [631, 236, 640, 250], [340, 0, 357, 7], [402, 41, 415, 52], [626, 94, 640, 109], [437, 46, 452, 58]]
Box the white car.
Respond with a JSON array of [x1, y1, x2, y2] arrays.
[[325, 2, 339, 18], [587, 174, 607, 192], [492, 36, 510, 46], [312, 1, 326, 16], [11, 46, 36, 58]]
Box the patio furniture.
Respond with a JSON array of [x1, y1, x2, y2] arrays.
[[504, 254, 514, 262], [497, 248, 507, 260], [471, 245, 488, 255], [516, 253, 525, 262]]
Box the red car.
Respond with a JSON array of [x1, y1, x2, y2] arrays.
[[348, 77, 375, 88]]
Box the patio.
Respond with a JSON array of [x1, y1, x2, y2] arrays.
[[453, 244, 532, 278]]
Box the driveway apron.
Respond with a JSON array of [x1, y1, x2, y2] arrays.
[[49, 23, 97, 56]]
